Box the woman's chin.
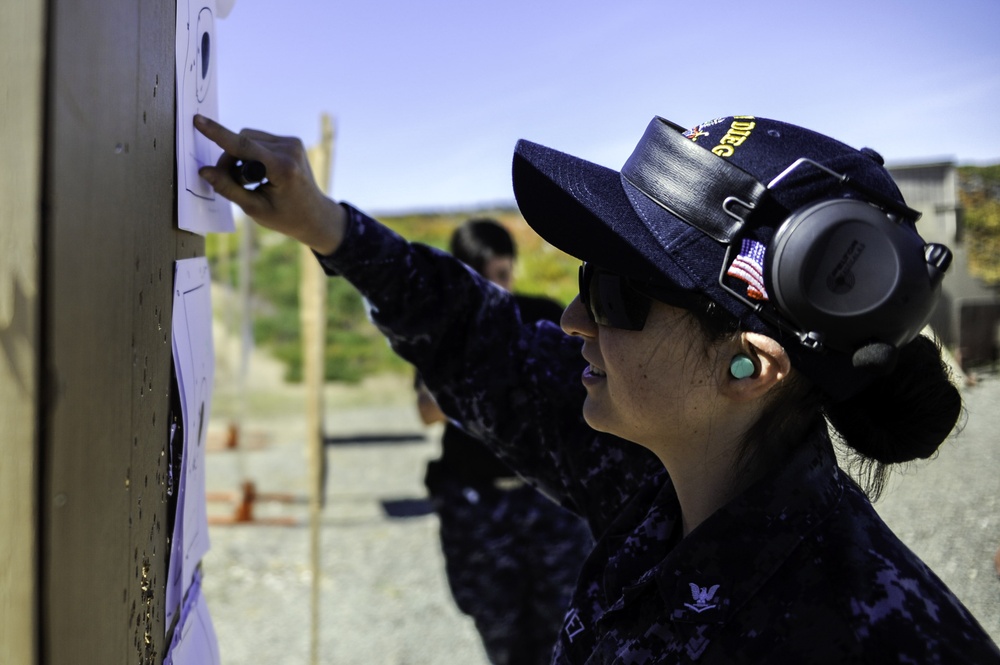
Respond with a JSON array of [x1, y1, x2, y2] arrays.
[[581, 399, 612, 434]]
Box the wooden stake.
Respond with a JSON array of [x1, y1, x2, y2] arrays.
[[302, 113, 334, 665]]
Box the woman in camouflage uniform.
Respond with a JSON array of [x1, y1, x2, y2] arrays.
[[196, 113, 1000, 663]]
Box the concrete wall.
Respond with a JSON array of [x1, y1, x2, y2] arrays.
[[890, 161, 1000, 368]]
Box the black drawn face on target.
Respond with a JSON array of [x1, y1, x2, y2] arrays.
[[195, 7, 214, 103]]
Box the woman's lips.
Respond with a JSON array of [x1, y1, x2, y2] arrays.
[[582, 364, 606, 385]]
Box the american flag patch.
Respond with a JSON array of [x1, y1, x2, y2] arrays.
[[727, 239, 769, 301]]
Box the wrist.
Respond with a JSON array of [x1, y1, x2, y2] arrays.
[[300, 198, 347, 256]]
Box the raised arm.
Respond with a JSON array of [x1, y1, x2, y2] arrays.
[[195, 116, 657, 530]]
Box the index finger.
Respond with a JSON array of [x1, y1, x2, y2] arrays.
[[193, 114, 269, 163]]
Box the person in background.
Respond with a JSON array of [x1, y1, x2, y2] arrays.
[[415, 218, 593, 665]]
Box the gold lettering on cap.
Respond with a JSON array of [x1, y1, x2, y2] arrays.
[[711, 118, 756, 158]]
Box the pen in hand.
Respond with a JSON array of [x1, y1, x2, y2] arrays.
[[232, 159, 267, 187]]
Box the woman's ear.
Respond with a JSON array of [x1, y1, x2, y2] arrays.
[[721, 333, 792, 402]]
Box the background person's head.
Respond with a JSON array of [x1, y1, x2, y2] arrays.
[[513, 114, 962, 495], [450, 218, 516, 291]]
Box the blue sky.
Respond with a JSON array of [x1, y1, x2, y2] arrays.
[[215, 0, 1000, 214]]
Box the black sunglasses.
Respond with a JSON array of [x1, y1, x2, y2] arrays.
[[578, 263, 712, 331]]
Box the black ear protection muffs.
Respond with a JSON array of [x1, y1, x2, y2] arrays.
[[763, 192, 951, 367], [621, 117, 952, 371]]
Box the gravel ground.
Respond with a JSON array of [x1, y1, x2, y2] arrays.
[[203, 372, 491, 665], [201, 359, 1000, 664], [869, 370, 1000, 641]]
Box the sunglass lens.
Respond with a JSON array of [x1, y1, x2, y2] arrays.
[[578, 264, 650, 330]]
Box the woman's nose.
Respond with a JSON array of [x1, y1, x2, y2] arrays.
[[561, 295, 597, 338]]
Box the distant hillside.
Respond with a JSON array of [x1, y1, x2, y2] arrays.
[[207, 206, 579, 383]]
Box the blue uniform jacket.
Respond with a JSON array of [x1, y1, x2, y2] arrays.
[[319, 204, 1000, 664]]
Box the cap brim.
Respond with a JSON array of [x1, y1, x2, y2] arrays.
[[512, 139, 692, 286]]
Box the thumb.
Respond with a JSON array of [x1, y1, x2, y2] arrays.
[[198, 164, 258, 214]]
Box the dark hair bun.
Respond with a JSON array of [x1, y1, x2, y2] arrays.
[[825, 335, 962, 464]]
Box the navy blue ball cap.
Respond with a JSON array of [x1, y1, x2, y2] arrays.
[[511, 137, 683, 286], [512, 115, 925, 400]]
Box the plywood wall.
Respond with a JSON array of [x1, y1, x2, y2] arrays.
[[0, 1, 47, 664], [8, 0, 205, 663]]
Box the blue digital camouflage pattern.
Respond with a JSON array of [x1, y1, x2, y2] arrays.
[[319, 204, 1000, 664], [433, 480, 592, 665]]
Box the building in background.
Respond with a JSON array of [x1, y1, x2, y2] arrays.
[[889, 161, 1000, 372]]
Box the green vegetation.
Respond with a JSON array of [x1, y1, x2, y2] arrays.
[[959, 164, 1000, 287], [207, 208, 580, 383]]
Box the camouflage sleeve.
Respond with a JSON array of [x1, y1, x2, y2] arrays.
[[316, 203, 658, 530]]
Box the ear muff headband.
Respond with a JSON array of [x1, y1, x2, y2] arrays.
[[621, 117, 769, 243], [621, 117, 953, 367]]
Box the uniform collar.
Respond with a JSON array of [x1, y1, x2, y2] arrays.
[[654, 426, 846, 625]]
